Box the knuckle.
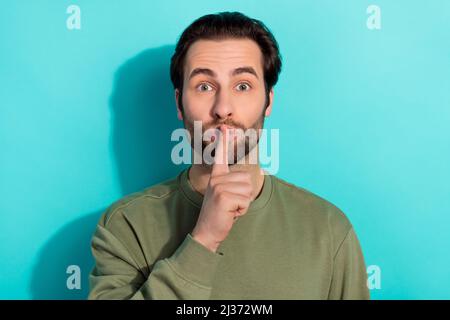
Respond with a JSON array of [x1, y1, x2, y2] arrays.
[[209, 177, 217, 187], [243, 171, 251, 178], [213, 184, 223, 195], [216, 192, 227, 203]]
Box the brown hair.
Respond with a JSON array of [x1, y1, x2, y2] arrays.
[[170, 11, 282, 110]]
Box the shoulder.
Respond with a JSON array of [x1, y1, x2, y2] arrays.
[[100, 175, 180, 228], [272, 175, 353, 248]]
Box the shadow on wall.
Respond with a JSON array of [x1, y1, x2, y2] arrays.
[[29, 211, 101, 299], [30, 45, 186, 299]]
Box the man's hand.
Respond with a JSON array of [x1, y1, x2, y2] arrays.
[[192, 125, 254, 252]]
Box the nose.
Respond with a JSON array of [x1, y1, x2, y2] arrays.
[[212, 88, 234, 120]]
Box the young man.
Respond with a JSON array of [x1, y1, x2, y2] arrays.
[[89, 12, 370, 300]]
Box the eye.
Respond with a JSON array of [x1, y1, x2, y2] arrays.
[[196, 83, 214, 92], [235, 82, 251, 91]]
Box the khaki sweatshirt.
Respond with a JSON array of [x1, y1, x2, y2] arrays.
[[88, 167, 370, 299]]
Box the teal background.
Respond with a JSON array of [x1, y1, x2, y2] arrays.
[[1, 0, 449, 299]]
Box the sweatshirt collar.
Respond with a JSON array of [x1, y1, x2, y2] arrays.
[[178, 166, 273, 214]]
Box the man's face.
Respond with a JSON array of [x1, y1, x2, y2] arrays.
[[175, 38, 273, 165]]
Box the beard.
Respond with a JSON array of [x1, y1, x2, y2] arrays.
[[183, 111, 265, 166]]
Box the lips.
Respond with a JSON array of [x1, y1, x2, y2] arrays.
[[210, 125, 237, 142], [217, 124, 234, 130]]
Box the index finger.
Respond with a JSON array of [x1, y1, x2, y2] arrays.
[[211, 125, 229, 176]]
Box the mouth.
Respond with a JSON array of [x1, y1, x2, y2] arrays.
[[216, 124, 235, 130], [221, 125, 240, 140], [207, 125, 240, 142]]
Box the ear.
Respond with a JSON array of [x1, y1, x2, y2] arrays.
[[174, 89, 183, 120], [264, 89, 274, 117]]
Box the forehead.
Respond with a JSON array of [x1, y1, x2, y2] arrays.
[[184, 38, 263, 78]]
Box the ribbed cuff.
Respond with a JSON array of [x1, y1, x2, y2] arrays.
[[167, 233, 223, 288]]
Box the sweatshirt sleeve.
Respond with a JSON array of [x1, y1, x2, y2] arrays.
[[327, 226, 370, 300], [88, 217, 223, 300]]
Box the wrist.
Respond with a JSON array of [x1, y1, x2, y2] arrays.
[[191, 229, 220, 253]]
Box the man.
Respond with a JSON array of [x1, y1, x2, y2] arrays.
[[89, 11, 370, 300]]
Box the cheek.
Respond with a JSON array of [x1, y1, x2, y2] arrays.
[[234, 91, 266, 115], [182, 90, 214, 120], [184, 89, 210, 108]]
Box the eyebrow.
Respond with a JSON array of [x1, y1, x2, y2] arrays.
[[188, 66, 259, 80], [232, 66, 259, 79]]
